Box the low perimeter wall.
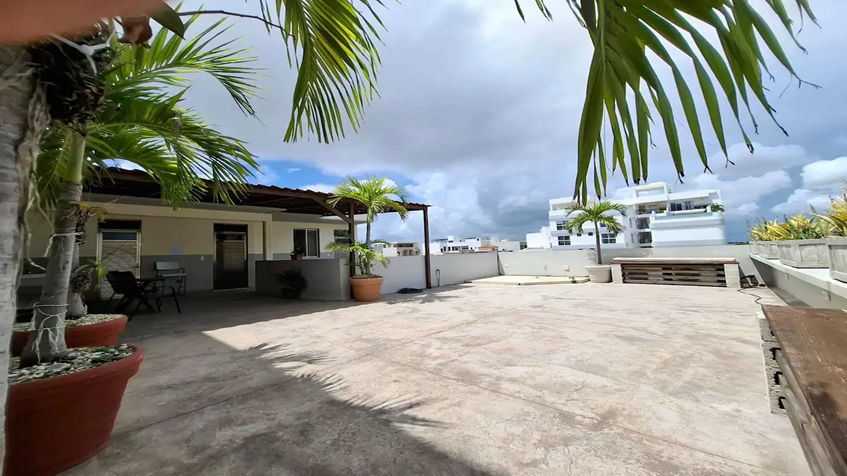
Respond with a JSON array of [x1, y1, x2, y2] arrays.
[[375, 253, 500, 294], [499, 245, 763, 281], [255, 259, 350, 301]]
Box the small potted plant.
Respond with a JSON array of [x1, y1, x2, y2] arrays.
[[289, 245, 305, 260], [710, 204, 725, 213], [274, 269, 308, 299]]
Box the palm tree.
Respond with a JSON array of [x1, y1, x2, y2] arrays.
[[327, 176, 410, 250], [325, 233, 391, 277], [20, 19, 261, 366], [564, 201, 628, 265]]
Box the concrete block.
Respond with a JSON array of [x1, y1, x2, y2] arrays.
[[758, 318, 777, 343], [724, 263, 741, 289], [611, 263, 623, 284], [767, 384, 787, 416], [761, 341, 780, 369]]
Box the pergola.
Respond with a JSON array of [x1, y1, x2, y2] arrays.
[[87, 168, 434, 288]]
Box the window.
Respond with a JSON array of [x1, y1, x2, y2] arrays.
[[558, 236, 571, 246], [577, 233, 582, 237], [293, 229, 320, 257], [587, 232, 594, 237], [670, 202, 682, 211], [556, 220, 568, 231], [601, 233, 616, 244], [684, 201, 693, 210]]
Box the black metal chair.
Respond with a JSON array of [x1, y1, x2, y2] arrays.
[[106, 271, 181, 320]]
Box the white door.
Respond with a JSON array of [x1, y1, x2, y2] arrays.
[[98, 231, 141, 298]]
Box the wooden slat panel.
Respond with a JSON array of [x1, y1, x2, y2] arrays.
[[763, 306, 847, 476]]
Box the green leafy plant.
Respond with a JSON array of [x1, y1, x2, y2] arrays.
[[710, 204, 725, 213], [21, 19, 262, 367], [763, 215, 829, 241], [564, 201, 627, 265], [274, 269, 308, 299], [326, 233, 390, 277], [814, 192, 847, 236], [513, 1, 819, 199], [748, 219, 774, 241]]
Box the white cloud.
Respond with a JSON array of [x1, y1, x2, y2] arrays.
[[771, 189, 834, 215], [801, 157, 847, 191], [255, 165, 280, 185], [300, 183, 335, 193], [689, 170, 793, 216], [286, 168, 302, 173], [705, 143, 816, 180]]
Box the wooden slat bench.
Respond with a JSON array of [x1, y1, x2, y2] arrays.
[[610, 257, 741, 288], [762, 305, 847, 476]]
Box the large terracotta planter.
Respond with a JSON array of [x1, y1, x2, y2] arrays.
[[350, 276, 384, 302], [777, 239, 829, 268], [10, 315, 128, 357], [5, 345, 144, 476]]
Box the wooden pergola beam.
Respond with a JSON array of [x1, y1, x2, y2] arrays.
[[311, 197, 353, 225]]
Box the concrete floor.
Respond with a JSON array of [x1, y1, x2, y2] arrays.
[[67, 283, 809, 476]]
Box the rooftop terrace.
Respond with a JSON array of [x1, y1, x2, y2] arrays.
[[68, 283, 807, 475]]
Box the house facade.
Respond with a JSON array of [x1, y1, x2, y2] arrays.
[[527, 182, 727, 250], [22, 168, 429, 294], [373, 242, 421, 257]]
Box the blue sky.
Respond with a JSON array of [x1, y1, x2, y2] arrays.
[[178, 0, 847, 245]]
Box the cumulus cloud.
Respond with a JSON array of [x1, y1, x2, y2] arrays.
[[255, 165, 280, 185], [176, 0, 847, 241], [801, 157, 847, 191], [771, 189, 834, 215], [689, 170, 793, 216]]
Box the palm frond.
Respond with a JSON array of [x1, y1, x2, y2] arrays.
[[564, 200, 626, 233], [516, 0, 816, 200], [328, 175, 409, 222], [107, 14, 263, 116]]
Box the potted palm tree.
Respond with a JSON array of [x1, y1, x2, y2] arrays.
[[326, 176, 409, 301], [6, 20, 263, 476], [564, 201, 627, 283], [326, 235, 392, 302]]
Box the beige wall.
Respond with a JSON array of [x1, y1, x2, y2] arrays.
[[271, 221, 348, 258]]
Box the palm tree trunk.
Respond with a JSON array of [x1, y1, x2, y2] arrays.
[[365, 220, 372, 274], [594, 222, 603, 265], [20, 131, 86, 366], [67, 243, 87, 318], [0, 45, 50, 466]]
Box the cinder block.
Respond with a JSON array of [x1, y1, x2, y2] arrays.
[[724, 263, 741, 289], [768, 385, 787, 415], [758, 318, 777, 343], [761, 341, 780, 367], [765, 365, 783, 389]]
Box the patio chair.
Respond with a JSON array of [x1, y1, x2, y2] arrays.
[[155, 261, 187, 295], [106, 271, 181, 320]]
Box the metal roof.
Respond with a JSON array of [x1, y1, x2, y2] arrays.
[[85, 168, 429, 217]]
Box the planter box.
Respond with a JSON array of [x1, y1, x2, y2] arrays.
[[749, 242, 759, 255], [777, 239, 830, 268], [758, 241, 780, 259], [826, 237, 847, 283]]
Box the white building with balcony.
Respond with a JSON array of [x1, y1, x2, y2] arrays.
[[430, 236, 522, 254], [372, 242, 420, 257], [528, 182, 726, 249]]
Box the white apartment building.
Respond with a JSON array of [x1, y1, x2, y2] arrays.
[[527, 182, 727, 249], [372, 242, 420, 257], [430, 236, 522, 254]]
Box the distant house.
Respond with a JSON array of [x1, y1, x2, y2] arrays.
[[479, 244, 498, 252]]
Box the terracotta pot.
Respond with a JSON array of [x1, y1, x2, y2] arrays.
[[5, 345, 143, 476], [350, 277, 384, 302], [10, 315, 128, 357]]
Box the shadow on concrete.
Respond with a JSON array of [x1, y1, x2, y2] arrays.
[[70, 309, 506, 475]]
